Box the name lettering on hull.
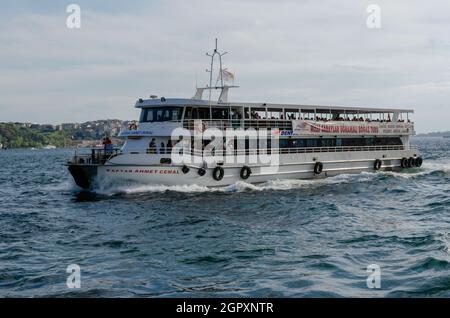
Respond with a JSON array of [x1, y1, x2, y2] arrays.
[[106, 169, 180, 175]]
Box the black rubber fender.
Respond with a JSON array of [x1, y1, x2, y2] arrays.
[[212, 166, 224, 181], [415, 157, 423, 167], [240, 166, 252, 180], [374, 159, 382, 170], [198, 168, 206, 176], [401, 157, 408, 168], [314, 162, 323, 174], [181, 165, 190, 174]]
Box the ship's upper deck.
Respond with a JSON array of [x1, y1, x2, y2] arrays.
[[123, 96, 415, 138], [134, 97, 414, 114]]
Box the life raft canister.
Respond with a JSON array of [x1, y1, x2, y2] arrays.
[[374, 159, 382, 170], [198, 167, 206, 176], [181, 165, 190, 174], [314, 162, 323, 174], [415, 157, 423, 167], [213, 166, 224, 181], [240, 166, 252, 180], [401, 157, 408, 168]]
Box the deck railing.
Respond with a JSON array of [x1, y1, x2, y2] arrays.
[[128, 119, 413, 133], [69, 148, 121, 165], [69, 145, 411, 164], [151, 145, 406, 157]]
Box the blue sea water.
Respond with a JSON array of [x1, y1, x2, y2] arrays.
[[0, 137, 449, 297]]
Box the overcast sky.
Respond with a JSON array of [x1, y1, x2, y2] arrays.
[[0, 0, 449, 132]]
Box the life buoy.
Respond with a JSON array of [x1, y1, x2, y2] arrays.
[[314, 162, 323, 174], [415, 157, 423, 167], [240, 166, 252, 180], [374, 159, 382, 170], [198, 168, 206, 176], [401, 157, 408, 168], [407, 157, 414, 167], [213, 166, 224, 181], [181, 165, 190, 174]]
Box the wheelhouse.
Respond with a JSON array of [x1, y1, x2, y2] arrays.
[[140, 106, 183, 122]]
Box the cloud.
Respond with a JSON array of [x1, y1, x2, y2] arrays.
[[0, 0, 449, 132]]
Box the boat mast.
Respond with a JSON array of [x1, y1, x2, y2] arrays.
[[193, 40, 238, 107], [206, 39, 227, 118]]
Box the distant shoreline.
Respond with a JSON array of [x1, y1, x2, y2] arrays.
[[414, 132, 450, 138]]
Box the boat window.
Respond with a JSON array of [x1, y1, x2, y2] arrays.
[[276, 137, 402, 148], [268, 108, 283, 119], [171, 108, 181, 120], [230, 108, 242, 120], [184, 107, 192, 119], [306, 139, 316, 147], [144, 109, 154, 122], [140, 107, 183, 122], [250, 107, 265, 119], [285, 109, 299, 120], [341, 137, 402, 147], [212, 108, 229, 119], [244, 107, 251, 119]]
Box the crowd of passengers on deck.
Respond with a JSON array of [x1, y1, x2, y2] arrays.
[[133, 108, 412, 127], [246, 111, 409, 123]]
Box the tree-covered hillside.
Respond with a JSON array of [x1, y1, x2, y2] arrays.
[[0, 123, 70, 148]]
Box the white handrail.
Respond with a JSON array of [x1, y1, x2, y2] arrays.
[[177, 145, 405, 157]]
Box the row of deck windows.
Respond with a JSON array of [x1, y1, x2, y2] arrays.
[[141, 107, 183, 122], [194, 137, 403, 150], [278, 137, 402, 148], [140, 106, 411, 123]]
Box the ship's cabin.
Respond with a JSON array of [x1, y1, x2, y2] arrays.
[[116, 98, 415, 156], [135, 98, 414, 128]]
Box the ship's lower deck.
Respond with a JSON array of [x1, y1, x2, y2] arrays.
[[68, 148, 422, 189]]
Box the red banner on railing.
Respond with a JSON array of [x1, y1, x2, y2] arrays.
[[291, 120, 413, 136]]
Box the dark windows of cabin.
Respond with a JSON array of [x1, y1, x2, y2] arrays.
[[212, 108, 228, 119], [182, 136, 402, 156], [140, 107, 183, 122], [279, 137, 402, 148], [184, 107, 210, 120], [184, 107, 244, 120]]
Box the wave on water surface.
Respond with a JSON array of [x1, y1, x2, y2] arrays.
[[1, 140, 450, 297]]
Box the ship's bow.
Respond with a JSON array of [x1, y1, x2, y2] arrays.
[[67, 164, 98, 189]]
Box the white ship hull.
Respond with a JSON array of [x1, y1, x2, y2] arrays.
[[69, 148, 420, 188]]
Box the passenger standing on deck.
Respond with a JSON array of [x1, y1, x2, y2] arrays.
[[102, 137, 112, 154], [167, 139, 173, 154], [105, 137, 113, 154], [149, 138, 156, 154]]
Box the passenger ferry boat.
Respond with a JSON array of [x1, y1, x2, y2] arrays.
[[67, 42, 423, 189]]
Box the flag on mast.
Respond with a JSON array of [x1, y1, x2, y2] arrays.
[[221, 69, 235, 82]]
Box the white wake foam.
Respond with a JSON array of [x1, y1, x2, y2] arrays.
[[88, 173, 375, 195], [379, 160, 450, 179]]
